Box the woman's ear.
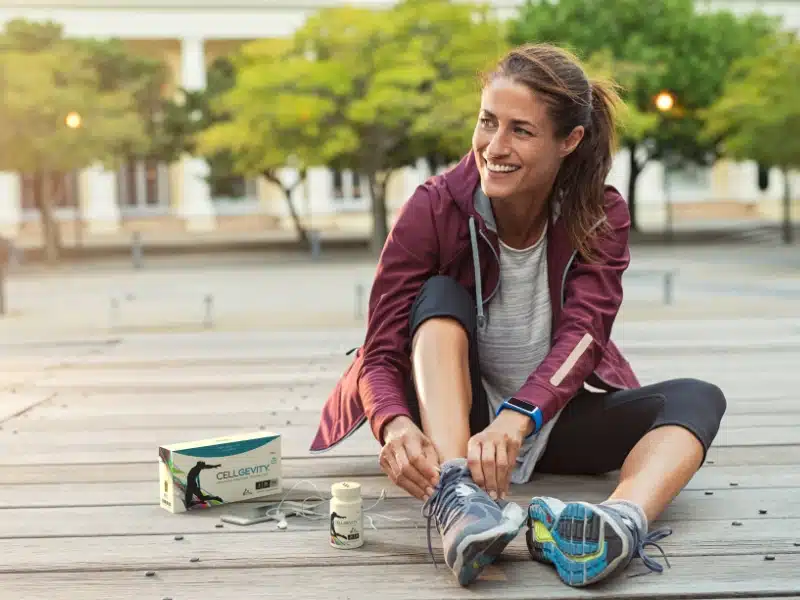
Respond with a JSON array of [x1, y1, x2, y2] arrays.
[[560, 125, 585, 157]]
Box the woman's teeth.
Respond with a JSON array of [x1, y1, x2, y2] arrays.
[[486, 161, 520, 173]]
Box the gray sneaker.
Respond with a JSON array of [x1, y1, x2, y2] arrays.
[[422, 458, 526, 586], [526, 496, 672, 586]]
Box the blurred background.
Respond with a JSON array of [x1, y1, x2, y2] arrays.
[[0, 0, 797, 335]]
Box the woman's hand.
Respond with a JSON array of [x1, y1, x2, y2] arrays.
[[467, 410, 530, 500], [379, 416, 441, 501]]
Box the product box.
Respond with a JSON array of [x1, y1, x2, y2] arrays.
[[158, 431, 282, 513]]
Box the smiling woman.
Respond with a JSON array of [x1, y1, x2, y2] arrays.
[[312, 43, 727, 590], [473, 45, 619, 256]]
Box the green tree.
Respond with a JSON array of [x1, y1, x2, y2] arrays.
[[160, 56, 254, 203], [201, 0, 506, 252], [703, 32, 799, 243], [78, 37, 168, 161], [0, 19, 147, 263], [401, 0, 509, 172], [197, 42, 312, 247], [508, 0, 778, 229]]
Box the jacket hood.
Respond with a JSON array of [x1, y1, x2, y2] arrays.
[[440, 152, 482, 215], [439, 151, 501, 233]]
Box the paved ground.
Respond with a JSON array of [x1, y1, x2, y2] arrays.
[[1, 241, 798, 340]]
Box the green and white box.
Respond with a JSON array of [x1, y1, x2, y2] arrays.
[[159, 431, 282, 513]]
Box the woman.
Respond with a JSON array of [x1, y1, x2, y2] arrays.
[[310, 43, 726, 588]]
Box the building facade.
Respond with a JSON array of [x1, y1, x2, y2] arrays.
[[0, 0, 797, 245]]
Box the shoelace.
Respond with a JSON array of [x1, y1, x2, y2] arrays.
[[602, 505, 672, 577], [421, 466, 468, 567], [629, 526, 673, 576]]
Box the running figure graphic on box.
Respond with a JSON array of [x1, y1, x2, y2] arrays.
[[185, 461, 223, 509]]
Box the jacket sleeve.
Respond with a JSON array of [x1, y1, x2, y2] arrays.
[[357, 186, 440, 444], [514, 188, 631, 425]]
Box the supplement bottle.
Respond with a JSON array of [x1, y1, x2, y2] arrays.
[[329, 481, 364, 549]]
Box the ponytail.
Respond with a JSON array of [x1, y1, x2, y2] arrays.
[[554, 77, 621, 260]]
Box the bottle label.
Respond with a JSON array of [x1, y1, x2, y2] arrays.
[[330, 509, 362, 548]]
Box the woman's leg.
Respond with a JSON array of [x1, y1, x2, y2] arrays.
[[411, 316, 473, 462], [536, 378, 726, 519], [404, 275, 490, 456], [527, 378, 727, 586], [405, 276, 525, 587]]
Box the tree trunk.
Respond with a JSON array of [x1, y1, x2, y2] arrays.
[[281, 188, 310, 249], [626, 143, 642, 231], [37, 172, 62, 265], [781, 167, 793, 245], [367, 172, 390, 255], [263, 170, 310, 249]]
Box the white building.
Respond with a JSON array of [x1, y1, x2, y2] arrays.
[[0, 0, 797, 244]]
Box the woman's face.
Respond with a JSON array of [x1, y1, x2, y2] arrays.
[[472, 76, 583, 203]]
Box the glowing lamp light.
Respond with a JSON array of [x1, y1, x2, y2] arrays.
[[65, 112, 82, 129], [655, 92, 675, 112]]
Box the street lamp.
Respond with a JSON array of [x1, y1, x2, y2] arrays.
[[65, 111, 82, 129], [655, 91, 675, 113], [64, 111, 83, 246], [654, 91, 676, 242]]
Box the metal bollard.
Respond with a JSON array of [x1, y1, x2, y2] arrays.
[[131, 232, 143, 269], [203, 294, 214, 329], [109, 296, 120, 328], [354, 283, 365, 319], [309, 230, 321, 261], [663, 271, 674, 305]]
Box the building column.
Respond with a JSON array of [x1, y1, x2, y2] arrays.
[[179, 37, 215, 232], [83, 163, 121, 234], [0, 172, 21, 237]]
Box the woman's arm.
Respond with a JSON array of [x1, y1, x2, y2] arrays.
[[513, 186, 632, 427], [358, 184, 441, 444]]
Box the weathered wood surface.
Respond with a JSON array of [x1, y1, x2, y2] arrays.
[[1, 558, 799, 600], [2, 318, 800, 599]]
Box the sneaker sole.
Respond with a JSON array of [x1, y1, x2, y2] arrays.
[[453, 502, 526, 586], [528, 500, 629, 587]]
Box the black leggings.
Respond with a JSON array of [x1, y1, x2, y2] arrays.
[[404, 276, 727, 477]]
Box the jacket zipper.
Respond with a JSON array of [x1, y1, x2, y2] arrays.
[[478, 228, 501, 304]]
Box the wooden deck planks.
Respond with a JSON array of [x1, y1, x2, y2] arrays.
[[2, 320, 799, 599], [2, 518, 799, 573], [2, 424, 799, 467], [0, 460, 795, 488], [2, 484, 796, 522], [2, 557, 800, 600]]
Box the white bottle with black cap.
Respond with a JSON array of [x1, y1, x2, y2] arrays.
[[329, 481, 364, 549]]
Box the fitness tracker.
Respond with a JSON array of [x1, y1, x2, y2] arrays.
[[496, 397, 543, 438]]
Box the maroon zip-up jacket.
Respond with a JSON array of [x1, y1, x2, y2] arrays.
[[310, 151, 640, 453]]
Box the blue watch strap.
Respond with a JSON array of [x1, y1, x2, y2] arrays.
[[496, 398, 543, 437]]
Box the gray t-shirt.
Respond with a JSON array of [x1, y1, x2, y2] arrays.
[[477, 226, 562, 484]]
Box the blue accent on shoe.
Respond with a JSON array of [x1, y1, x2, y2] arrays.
[[526, 497, 673, 587]]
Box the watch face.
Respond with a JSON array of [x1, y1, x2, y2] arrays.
[[507, 398, 536, 412]]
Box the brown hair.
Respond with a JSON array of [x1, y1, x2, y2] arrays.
[[482, 43, 623, 259]]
